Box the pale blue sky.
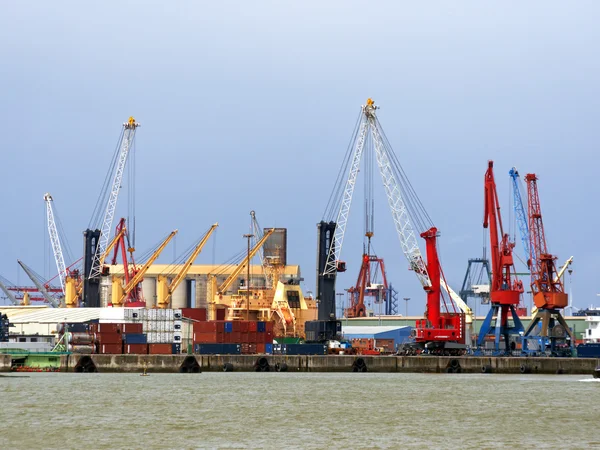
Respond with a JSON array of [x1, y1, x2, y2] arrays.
[[1, 2, 599, 314]]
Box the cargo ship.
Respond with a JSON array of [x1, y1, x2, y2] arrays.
[[576, 307, 600, 358]]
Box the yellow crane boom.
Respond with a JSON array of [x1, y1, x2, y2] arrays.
[[101, 225, 127, 267], [217, 228, 275, 295], [113, 230, 178, 306], [157, 223, 218, 308]]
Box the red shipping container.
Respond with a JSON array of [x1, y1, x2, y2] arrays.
[[216, 308, 227, 320], [264, 332, 273, 344], [97, 323, 121, 333], [89, 323, 98, 333], [266, 322, 274, 333], [201, 321, 220, 332], [98, 332, 123, 345], [125, 344, 148, 354], [121, 323, 143, 333], [193, 332, 217, 343], [240, 333, 249, 344], [248, 321, 257, 332], [248, 344, 257, 354], [231, 331, 241, 343], [181, 308, 207, 322], [222, 332, 231, 344], [238, 321, 248, 333], [149, 343, 172, 354], [232, 321, 241, 332], [101, 343, 123, 354], [256, 343, 266, 354]]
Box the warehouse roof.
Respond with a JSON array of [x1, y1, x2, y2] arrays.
[[3, 308, 101, 324]]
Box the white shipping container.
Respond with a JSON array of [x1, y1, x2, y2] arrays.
[[99, 307, 126, 321], [146, 331, 159, 344], [174, 320, 183, 331], [173, 334, 182, 343], [173, 309, 182, 320]]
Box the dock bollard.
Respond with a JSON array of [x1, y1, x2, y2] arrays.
[[481, 364, 493, 374]]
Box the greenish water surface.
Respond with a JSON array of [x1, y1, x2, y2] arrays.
[[1, 372, 598, 449]]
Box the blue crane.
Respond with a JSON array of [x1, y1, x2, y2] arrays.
[[509, 167, 533, 265]]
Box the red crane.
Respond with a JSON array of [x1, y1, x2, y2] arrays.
[[345, 253, 388, 318], [110, 218, 144, 306], [476, 161, 524, 354], [522, 173, 574, 354], [414, 227, 464, 351]]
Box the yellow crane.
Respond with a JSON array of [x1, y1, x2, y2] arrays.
[[156, 223, 218, 309], [112, 230, 178, 307], [208, 228, 275, 319]]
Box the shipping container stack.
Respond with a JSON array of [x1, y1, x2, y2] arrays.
[[193, 320, 274, 355], [1, 314, 12, 342], [55, 322, 97, 353]]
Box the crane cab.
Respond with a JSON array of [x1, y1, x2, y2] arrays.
[[336, 261, 347, 272]]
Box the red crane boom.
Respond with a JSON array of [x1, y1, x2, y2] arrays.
[[476, 161, 524, 354], [484, 161, 523, 303], [525, 173, 567, 309], [521, 173, 574, 354]]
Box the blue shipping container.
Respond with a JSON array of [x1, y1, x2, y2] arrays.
[[257, 321, 266, 333], [265, 343, 273, 354], [224, 322, 233, 333], [172, 343, 181, 354], [123, 333, 147, 344], [285, 344, 327, 355], [195, 343, 241, 355]]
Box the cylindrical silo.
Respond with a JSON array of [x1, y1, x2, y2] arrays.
[[171, 282, 187, 309], [100, 276, 112, 307], [142, 277, 157, 309]]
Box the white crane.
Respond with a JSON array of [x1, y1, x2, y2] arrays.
[[0, 279, 19, 305], [89, 117, 140, 279], [324, 99, 430, 287], [17, 260, 60, 308], [44, 193, 67, 295]]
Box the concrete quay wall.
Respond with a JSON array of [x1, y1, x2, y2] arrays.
[[59, 354, 600, 375]]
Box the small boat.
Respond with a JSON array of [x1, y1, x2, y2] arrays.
[[140, 365, 149, 377]]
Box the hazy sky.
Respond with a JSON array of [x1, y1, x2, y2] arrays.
[[1, 2, 599, 314]]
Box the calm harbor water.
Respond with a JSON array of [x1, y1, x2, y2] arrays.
[[1, 372, 599, 449]]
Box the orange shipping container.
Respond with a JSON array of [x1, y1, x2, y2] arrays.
[[125, 344, 148, 354], [121, 323, 143, 334], [149, 343, 172, 354], [100, 344, 123, 354], [97, 332, 123, 345]]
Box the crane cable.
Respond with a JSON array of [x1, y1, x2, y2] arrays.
[[89, 127, 127, 229], [323, 110, 363, 220]]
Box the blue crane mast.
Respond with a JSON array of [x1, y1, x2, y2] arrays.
[[509, 167, 533, 265]]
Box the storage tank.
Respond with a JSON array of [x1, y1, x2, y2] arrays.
[[142, 277, 157, 308], [171, 282, 187, 309], [100, 276, 112, 307]]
